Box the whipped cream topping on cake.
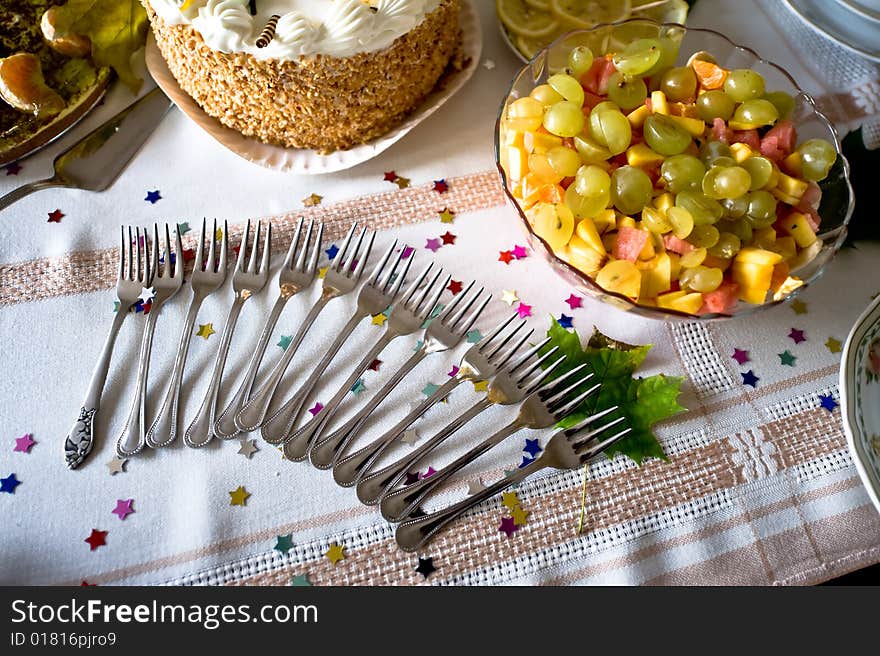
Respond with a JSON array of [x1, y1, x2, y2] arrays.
[[149, 0, 441, 59]]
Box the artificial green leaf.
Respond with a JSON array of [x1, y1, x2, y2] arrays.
[[540, 320, 685, 464], [53, 0, 148, 92]]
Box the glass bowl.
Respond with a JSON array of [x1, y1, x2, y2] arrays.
[[495, 19, 854, 321]]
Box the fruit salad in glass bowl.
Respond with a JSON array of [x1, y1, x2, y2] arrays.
[[496, 19, 854, 320]]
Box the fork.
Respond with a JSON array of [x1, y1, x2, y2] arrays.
[[380, 366, 610, 522], [63, 226, 152, 469], [234, 224, 373, 435], [356, 339, 563, 506], [183, 220, 271, 447], [331, 312, 529, 488], [116, 224, 183, 458], [394, 412, 632, 552], [291, 261, 449, 463], [145, 219, 228, 448], [258, 240, 406, 450], [308, 282, 490, 470], [213, 218, 323, 440]]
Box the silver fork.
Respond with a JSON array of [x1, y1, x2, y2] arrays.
[[63, 226, 152, 469], [356, 339, 563, 506], [145, 219, 228, 448], [380, 366, 609, 522], [116, 224, 183, 458], [395, 412, 632, 552], [213, 218, 323, 440], [331, 312, 529, 488], [258, 240, 406, 450], [183, 220, 271, 448], [309, 282, 490, 470], [234, 224, 373, 435]]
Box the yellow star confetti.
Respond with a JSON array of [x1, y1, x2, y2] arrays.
[[512, 505, 530, 526], [325, 542, 345, 565], [501, 491, 520, 511], [196, 323, 215, 339], [825, 337, 842, 353], [229, 486, 250, 506], [317, 266, 329, 279], [302, 193, 323, 207], [791, 299, 808, 315], [395, 176, 411, 189], [500, 289, 519, 306], [371, 313, 388, 327], [472, 380, 488, 393], [438, 207, 455, 223], [215, 227, 223, 241]]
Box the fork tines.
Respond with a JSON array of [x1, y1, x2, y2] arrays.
[[193, 218, 228, 275], [565, 409, 631, 463], [283, 218, 323, 275], [332, 224, 374, 279], [238, 219, 272, 274]]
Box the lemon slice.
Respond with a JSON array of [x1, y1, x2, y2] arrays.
[[631, 0, 689, 24], [525, 0, 551, 9], [497, 0, 560, 38], [550, 0, 632, 29]]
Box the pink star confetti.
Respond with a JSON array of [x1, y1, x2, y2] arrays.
[[565, 294, 583, 310], [420, 467, 437, 479], [401, 246, 414, 259], [425, 238, 442, 253], [499, 516, 519, 537], [13, 433, 35, 453], [440, 231, 457, 245], [499, 250, 514, 265], [516, 302, 532, 318], [512, 245, 528, 259], [448, 365, 460, 377], [788, 328, 806, 344], [308, 402, 324, 417], [111, 499, 134, 521], [732, 348, 750, 365]]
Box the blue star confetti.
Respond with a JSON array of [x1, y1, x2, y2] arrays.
[[818, 394, 838, 413], [144, 190, 162, 204], [1, 473, 21, 494], [557, 314, 573, 329], [325, 244, 339, 260], [524, 438, 542, 458], [518, 456, 535, 469], [741, 370, 759, 388]]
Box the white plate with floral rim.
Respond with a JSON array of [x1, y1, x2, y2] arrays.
[[144, 0, 481, 175], [841, 292, 880, 513]]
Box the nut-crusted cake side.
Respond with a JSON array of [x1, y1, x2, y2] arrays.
[[145, 0, 462, 153]]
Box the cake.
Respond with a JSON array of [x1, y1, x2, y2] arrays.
[[145, 0, 463, 153]]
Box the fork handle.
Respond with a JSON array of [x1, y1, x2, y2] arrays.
[[145, 296, 204, 448], [395, 458, 546, 552], [183, 297, 245, 448], [356, 396, 494, 506], [116, 307, 162, 458], [380, 420, 525, 522], [214, 294, 288, 439], [332, 376, 462, 487], [64, 309, 127, 469], [0, 176, 65, 213], [310, 345, 428, 469], [260, 311, 364, 446], [233, 295, 330, 434], [286, 331, 396, 462]]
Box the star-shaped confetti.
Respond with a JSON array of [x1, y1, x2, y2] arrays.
[[473, 379, 489, 393], [368, 359, 382, 372], [732, 348, 750, 365], [274, 534, 294, 553], [466, 329, 483, 344], [741, 370, 759, 388], [433, 179, 448, 194], [404, 471, 421, 485], [138, 287, 155, 304], [524, 438, 542, 458], [425, 237, 442, 253], [557, 314, 573, 329], [565, 294, 583, 310], [47, 209, 64, 223], [238, 438, 259, 459], [519, 455, 535, 468], [111, 499, 134, 521], [791, 299, 808, 315], [420, 467, 437, 479], [302, 192, 323, 207], [516, 302, 532, 318], [277, 335, 293, 350], [325, 543, 345, 565], [440, 231, 457, 245], [229, 485, 250, 506], [400, 429, 420, 446], [442, 281, 462, 297], [819, 393, 838, 413], [290, 574, 311, 586], [106, 456, 127, 475], [144, 190, 161, 204], [788, 328, 806, 344], [512, 506, 530, 526], [499, 516, 519, 537], [182, 248, 196, 263], [483, 58, 496, 70], [447, 365, 460, 378], [778, 350, 797, 367], [467, 478, 485, 495], [400, 246, 414, 260], [384, 171, 398, 182], [308, 402, 324, 417], [501, 491, 520, 511], [396, 176, 411, 189], [325, 244, 339, 260], [178, 222, 191, 235], [351, 379, 366, 395], [4, 162, 22, 175], [13, 433, 35, 453], [498, 290, 517, 306], [1, 473, 21, 494], [415, 557, 436, 579], [318, 266, 329, 279], [196, 323, 215, 339], [438, 207, 455, 223], [84, 529, 107, 551], [498, 250, 514, 264], [825, 337, 842, 354], [512, 245, 528, 259], [371, 312, 388, 326], [422, 382, 440, 397]]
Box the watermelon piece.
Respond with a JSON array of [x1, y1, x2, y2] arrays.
[[597, 58, 617, 96], [731, 129, 760, 150], [796, 181, 822, 230], [662, 234, 695, 254], [760, 120, 797, 161], [580, 57, 607, 95], [699, 281, 740, 314], [711, 118, 734, 144], [582, 90, 605, 110], [613, 226, 649, 262]]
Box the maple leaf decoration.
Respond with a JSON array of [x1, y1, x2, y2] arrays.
[[538, 320, 685, 464]]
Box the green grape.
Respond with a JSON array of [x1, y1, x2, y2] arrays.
[[568, 45, 594, 76], [746, 189, 777, 228], [543, 101, 585, 137], [797, 138, 837, 182], [687, 224, 721, 248], [676, 190, 723, 226], [644, 36, 680, 77], [711, 156, 737, 168], [726, 218, 753, 243], [573, 133, 613, 163], [661, 155, 706, 193], [680, 247, 707, 268], [695, 90, 735, 122], [732, 99, 779, 128], [588, 109, 632, 155], [565, 183, 609, 219], [607, 72, 648, 111], [612, 38, 662, 76], [574, 164, 611, 197], [641, 206, 672, 234], [740, 156, 773, 190], [764, 91, 795, 120], [643, 114, 692, 156], [592, 100, 619, 114], [702, 166, 752, 200], [682, 265, 724, 292], [699, 140, 732, 167], [660, 66, 697, 102], [721, 195, 749, 219], [708, 232, 742, 259], [667, 206, 695, 239], [548, 73, 585, 107], [530, 84, 564, 107], [611, 166, 653, 215], [723, 69, 766, 102], [547, 146, 581, 177]]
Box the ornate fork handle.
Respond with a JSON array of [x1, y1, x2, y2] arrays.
[[395, 458, 544, 552], [356, 396, 494, 505], [116, 308, 162, 457], [310, 346, 428, 469], [64, 309, 127, 469], [332, 376, 462, 487], [381, 420, 525, 521]]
